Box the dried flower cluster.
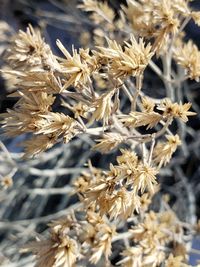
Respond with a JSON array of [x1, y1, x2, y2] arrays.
[[23, 211, 116, 266], [1, 0, 200, 266], [119, 210, 187, 267], [75, 150, 158, 219]]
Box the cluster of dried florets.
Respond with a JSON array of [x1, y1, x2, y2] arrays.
[[0, 27, 195, 158], [1, 0, 200, 266], [23, 207, 200, 267], [23, 211, 116, 266], [75, 150, 158, 219], [119, 210, 189, 267]]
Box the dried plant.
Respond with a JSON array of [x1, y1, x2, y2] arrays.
[[0, 0, 200, 266]]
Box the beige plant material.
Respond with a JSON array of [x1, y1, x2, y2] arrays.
[[117, 246, 143, 267], [22, 135, 57, 158], [192, 11, 200, 27], [36, 112, 80, 140], [93, 132, 124, 153], [134, 163, 158, 194], [78, 0, 115, 25], [0, 20, 13, 57], [0, 0, 200, 266], [0, 91, 55, 136], [158, 98, 196, 122], [122, 111, 162, 129], [78, 0, 118, 35], [123, 0, 191, 53], [86, 211, 116, 264], [96, 36, 153, 79], [23, 223, 79, 267], [79, 149, 158, 219], [90, 90, 115, 126], [56, 40, 96, 90], [153, 134, 182, 167], [141, 96, 156, 112], [14, 70, 63, 94], [72, 102, 89, 119], [0, 176, 13, 189], [127, 211, 183, 267], [174, 40, 200, 81], [165, 254, 188, 267], [6, 24, 59, 71]]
